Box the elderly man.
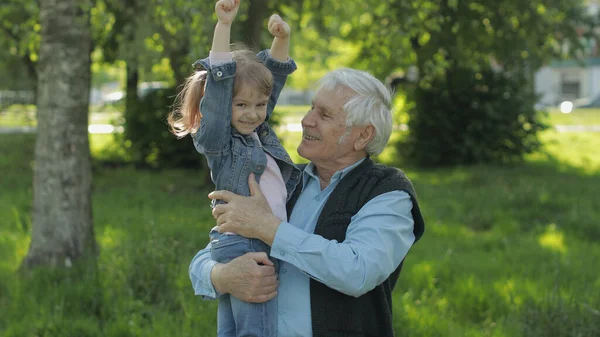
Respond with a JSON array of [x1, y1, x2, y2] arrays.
[[189, 68, 425, 337]]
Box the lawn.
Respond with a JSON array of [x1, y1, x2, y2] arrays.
[[544, 108, 600, 126], [1, 125, 599, 336], [0, 104, 123, 127]]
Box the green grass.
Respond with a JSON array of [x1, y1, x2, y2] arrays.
[[544, 108, 600, 126], [1, 129, 600, 337], [0, 105, 37, 127], [0, 105, 123, 127]]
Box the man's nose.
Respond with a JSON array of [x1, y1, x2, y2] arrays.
[[301, 109, 315, 127]]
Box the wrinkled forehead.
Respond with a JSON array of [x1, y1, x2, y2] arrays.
[[314, 85, 356, 112]]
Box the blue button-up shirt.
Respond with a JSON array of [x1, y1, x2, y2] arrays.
[[189, 158, 416, 336]]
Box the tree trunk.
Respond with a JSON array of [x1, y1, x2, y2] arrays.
[[22, 0, 96, 270], [125, 61, 139, 117], [242, 0, 267, 50]]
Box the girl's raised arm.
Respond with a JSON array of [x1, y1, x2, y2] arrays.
[[268, 14, 291, 61], [212, 0, 240, 53]]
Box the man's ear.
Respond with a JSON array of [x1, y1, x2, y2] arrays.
[[354, 125, 375, 152]]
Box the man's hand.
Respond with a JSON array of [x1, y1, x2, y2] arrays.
[[215, 0, 240, 25], [212, 252, 278, 303], [209, 174, 281, 245], [268, 14, 291, 39]]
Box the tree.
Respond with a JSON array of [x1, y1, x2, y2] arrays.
[[21, 0, 96, 269], [327, 0, 593, 165], [0, 0, 39, 93]]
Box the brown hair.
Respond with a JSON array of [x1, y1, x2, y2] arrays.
[[168, 49, 274, 138]]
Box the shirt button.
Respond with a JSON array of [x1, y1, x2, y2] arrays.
[[280, 251, 286, 256], [281, 268, 287, 274], [216, 71, 223, 77]]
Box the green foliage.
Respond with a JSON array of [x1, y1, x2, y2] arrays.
[[119, 88, 202, 168], [400, 67, 547, 166], [314, 0, 595, 167], [0, 0, 39, 90]]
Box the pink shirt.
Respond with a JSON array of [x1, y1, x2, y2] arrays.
[[252, 132, 288, 221]]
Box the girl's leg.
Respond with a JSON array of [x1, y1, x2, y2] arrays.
[[210, 234, 277, 337], [217, 294, 236, 337], [229, 294, 277, 337]]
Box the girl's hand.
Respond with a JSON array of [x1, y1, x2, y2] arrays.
[[268, 14, 290, 39], [215, 0, 240, 24]]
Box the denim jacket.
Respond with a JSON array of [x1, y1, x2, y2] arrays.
[[191, 50, 301, 201]]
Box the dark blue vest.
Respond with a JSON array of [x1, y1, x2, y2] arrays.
[[287, 157, 425, 337]]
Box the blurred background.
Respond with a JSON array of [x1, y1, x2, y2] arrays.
[[1, 0, 599, 336]]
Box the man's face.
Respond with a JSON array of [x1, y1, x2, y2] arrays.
[[231, 86, 268, 135], [298, 86, 361, 166]]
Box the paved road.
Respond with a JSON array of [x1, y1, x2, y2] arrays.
[[1, 124, 599, 134]]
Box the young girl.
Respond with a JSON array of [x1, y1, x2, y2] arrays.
[[168, 0, 300, 336]]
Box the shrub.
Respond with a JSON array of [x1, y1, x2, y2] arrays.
[[120, 88, 203, 169], [400, 67, 547, 166]]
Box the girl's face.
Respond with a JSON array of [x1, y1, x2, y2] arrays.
[[231, 85, 269, 135]]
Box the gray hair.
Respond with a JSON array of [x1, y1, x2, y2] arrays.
[[318, 68, 393, 156]]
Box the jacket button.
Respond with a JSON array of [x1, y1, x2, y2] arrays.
[[216, 71, 223, 77]]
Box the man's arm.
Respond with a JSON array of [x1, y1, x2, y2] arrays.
[[210, 252, 279, 303], [189, 242, 278, 302], [210, 176, 416, 298], [271, 191, 415, 298], [189, 242, 220, 299]]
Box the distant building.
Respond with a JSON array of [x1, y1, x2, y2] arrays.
[[534, 1, 600, 106]]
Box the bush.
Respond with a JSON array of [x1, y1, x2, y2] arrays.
[[120, 88, 203, 169], [400, 67, 547, 166]]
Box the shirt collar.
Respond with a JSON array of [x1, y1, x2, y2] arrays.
[[302, 157, 366, 189]]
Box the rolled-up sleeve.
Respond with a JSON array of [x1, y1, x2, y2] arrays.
[[271, 190, 415, 298], [188, 242, 221, 300]]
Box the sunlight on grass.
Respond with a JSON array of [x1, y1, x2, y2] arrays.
[[89, 134, 114, 154], [538, 224, 567, 254], [98, 225, 127, 250], [494, 279, 520, 306], [526, 130, 600, 174], [544, 108, 600, 126]]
